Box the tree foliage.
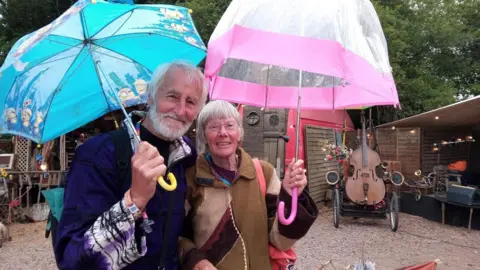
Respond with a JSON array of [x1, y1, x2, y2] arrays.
[[372, 0, 479, 121], [0, 0, 478, 122]]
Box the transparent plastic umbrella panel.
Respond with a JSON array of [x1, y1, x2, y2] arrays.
[[205, 0, 399, 110]]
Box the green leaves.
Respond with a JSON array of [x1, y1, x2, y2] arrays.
[[373, 0, 479, 121], [179, 0, 231, 43], [0, 0, 477, 123]]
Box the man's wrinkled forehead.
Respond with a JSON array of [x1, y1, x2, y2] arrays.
[[161, 67, 201, 91]]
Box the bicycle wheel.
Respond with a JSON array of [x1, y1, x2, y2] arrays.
[[389, 191, 399, 232], [333, 188, 340, 228]]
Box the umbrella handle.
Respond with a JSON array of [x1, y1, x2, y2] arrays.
[[278, 187, 298, 225], [157, 173, 177, 191]]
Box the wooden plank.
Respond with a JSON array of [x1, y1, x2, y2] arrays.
[[304, 125, 338, 203], [376, 127, 421, 179]]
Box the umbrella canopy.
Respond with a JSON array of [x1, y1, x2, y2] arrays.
[[205, 0, 399, 225], [205, 0, 399, 110], [0, 0, 206, 143]]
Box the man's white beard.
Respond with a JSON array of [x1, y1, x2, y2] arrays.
[[147, 105, 193, 140]]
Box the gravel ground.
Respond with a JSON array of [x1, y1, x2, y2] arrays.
[[294, 207, 480, 270], [1, 208, 479, 270]]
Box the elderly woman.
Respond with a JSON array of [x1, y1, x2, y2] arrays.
[[178, 100, 318, 270]]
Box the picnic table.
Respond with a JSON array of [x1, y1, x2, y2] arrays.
[[435, 194, 480, 230]]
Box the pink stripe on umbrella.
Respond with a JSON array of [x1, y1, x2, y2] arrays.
[[206, 25, 399, 108]]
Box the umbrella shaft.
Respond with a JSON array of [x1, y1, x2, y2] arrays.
[[110, 84, 141, 145], [295, 71, 303, 161], [93, 61, 141, 144]]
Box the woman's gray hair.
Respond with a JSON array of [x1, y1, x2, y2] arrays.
[[146, 60, 208, 111], [196, 100, 244, 154]]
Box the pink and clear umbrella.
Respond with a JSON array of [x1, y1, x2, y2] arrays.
[[205, 0, 400, 225]]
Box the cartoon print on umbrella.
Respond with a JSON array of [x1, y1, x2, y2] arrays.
[[0, 1, 206, 191], [0, 0, 206, 145]]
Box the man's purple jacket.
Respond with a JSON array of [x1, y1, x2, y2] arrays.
[[54, 118, 197, 270]]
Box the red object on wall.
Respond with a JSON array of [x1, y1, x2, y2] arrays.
[[236, 105, 354, 165]]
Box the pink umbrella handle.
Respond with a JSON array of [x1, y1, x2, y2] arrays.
[[278, 187, 298, 225]]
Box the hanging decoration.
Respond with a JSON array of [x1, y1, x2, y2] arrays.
[[35, 144, 43, 170], [319, 140, 353, 164]]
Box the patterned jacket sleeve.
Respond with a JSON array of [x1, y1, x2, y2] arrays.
[[260, 161, 319, 251], [54, 135, 146, 270]]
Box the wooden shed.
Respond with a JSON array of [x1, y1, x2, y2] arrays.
[[375, 96, 480, 182]]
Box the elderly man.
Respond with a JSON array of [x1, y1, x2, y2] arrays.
[[54, 61, 207, 270]]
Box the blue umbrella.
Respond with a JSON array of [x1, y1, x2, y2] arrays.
[[0, 0, 206, 143]]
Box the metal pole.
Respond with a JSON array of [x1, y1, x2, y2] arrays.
[[110, 91, 141, 144], [95, 61, 141, 144], [295, 71, 303, 160]]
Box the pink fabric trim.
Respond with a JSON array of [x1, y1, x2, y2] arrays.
[[205, 25, 399, 108], [210, 76, 398, 109]]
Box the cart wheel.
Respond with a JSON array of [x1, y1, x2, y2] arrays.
[[333, 188, 340, 228], [389, 191, 399, 232]]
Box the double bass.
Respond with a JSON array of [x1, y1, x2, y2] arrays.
[[345, 114, 385, 205]]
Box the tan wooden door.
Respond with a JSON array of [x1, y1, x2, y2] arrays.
[[304, 125, 338, 203]]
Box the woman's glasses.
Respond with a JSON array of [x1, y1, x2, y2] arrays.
[[206, 122, 238, 133]]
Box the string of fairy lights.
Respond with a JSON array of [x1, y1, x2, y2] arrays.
[[432, 136, 475, 152]]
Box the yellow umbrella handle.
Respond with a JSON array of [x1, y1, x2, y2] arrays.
[[157, 173, 177, 191]]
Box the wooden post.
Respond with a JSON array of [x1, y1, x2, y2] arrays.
[[395, 128, 399, 161], [60, 135, 66, 171]]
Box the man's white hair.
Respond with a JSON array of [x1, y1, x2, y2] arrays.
[[196, 100, 244, 154], [146, 61, 208, 140], [147, 60, 208, 111]]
